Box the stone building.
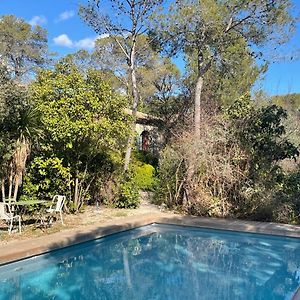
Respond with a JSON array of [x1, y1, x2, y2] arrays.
[[125, 109, 163, 154]]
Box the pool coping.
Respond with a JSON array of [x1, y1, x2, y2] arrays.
[[1, 212, 300, 299], [1, 212, 300, 265]]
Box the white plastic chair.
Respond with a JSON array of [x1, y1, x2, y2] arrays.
[[0, 202, 21, 234], [4, 198, 16, 213], [46, 195, 66, 225]]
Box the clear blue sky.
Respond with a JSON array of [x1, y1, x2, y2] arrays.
[[0, 0, 299, 96]]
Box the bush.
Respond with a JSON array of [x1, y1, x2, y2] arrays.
[[21, 155, 71, 201], [155, 116, 246, 217], [114, 176, 140, 208], [155, 106, 300, 224], [273, 203, 298, 224], [135, 150, 159, 167], [133, 163, 157, 191]]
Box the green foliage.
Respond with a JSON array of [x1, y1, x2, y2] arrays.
[[0, 67, 26, 176], [20, 156, 71, 201], [133, 163, 156, 191], [185, 38, 261, 109], [271, 93, 300, 111], [156, 102, 300, 223], [29, 59, 130, 211], [232, 104, 299, 175], [0, 64, 41, 202], [0, 15, 49, 80], [157, 0, 295, 60], [225, 93, 253, 119], [154, 146, 184, 208], [113, 175, 140, 209], [134, 150, 159, 167], [152, 0, 295, 127], [228, 101, 299, 220], [227, 96, 299, 170], [31, 60, 129, 154]]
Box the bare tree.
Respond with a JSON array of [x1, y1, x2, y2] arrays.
[[79, 0, 163, 171]]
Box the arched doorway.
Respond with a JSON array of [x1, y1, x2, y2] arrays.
[[141, 130, 150, 152]]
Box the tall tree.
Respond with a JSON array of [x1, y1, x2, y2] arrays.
[[154, 0, 295, 137], [30, 59, 129, 210], [184, 37, 262, 112], [139, 58, 188, 141], [92, 35, 158, 96], [0, 15, 49, 81], [79, 0, 163, 171]]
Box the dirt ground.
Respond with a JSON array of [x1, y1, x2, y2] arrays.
[[0, 198, 164, 246]]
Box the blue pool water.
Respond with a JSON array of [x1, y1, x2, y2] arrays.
[[0, 224, 300, 300]]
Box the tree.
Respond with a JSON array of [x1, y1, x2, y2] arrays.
[[184, 38, 262, 111], [0, 15, 49, 81], [156, 98, 299, 221], [139, 58, 189, 141], [154, 0, 295, 137], [79, 0, 163, 171], [64, 50, 94, 75], [92, 35, 159, 96], [92, 36, 129, 91], [0, 65, 39, 200], [30, 59, 130, 210]]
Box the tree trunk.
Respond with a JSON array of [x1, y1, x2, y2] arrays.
[[124, 49, 139, 171], [1, 179, 5, 200], [8, 163, 13, 199], [13, 175, 20, 201], [74, 177, 79, 210], [194, 76, 204, 138]]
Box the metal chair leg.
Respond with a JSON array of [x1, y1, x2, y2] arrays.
[[18, 216, 21, 233], [9, 219, 13, 234], [60, 211, 64, 226], [48, 215, 53, 227]]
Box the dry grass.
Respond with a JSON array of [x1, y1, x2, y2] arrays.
[[0, 200, 161, 245]]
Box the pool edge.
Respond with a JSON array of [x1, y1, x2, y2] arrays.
[[1, 213, 300, 265], [156, 215, 300, 239]]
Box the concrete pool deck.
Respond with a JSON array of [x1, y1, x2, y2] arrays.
[[1, 212, 300, 265]]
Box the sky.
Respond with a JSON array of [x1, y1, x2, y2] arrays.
[[0, 0, 299, 96]]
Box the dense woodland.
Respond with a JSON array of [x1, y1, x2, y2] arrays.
[[0, 0, 300, 224]]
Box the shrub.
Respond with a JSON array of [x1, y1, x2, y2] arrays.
[[114, 176, 140, 208], [272, 203, 298, 224], [135, 150, 159, 167], [99, 168, 141, 209], [155, 115, 247, 217], [155, 106, 300, 224], [133, 163, 157, 191], [21, 155, 71, 201]]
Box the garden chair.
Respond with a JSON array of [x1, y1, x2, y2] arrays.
[[45, 195, 66, 226], [0, 202, 21, 234], [4, 198, 16, 213]]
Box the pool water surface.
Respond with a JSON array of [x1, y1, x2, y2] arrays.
[[0, 224, 299, 300]]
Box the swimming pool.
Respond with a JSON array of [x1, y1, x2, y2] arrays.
[[0, 224, 299, 300]]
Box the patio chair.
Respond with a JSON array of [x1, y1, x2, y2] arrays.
[[45, 195, 66, 226], [4, 198, 16, 213], [0, 202, 21, 234]]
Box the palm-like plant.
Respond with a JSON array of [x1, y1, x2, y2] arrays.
[[0, 79, 41, 200], [10, 106, 41, 200]]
